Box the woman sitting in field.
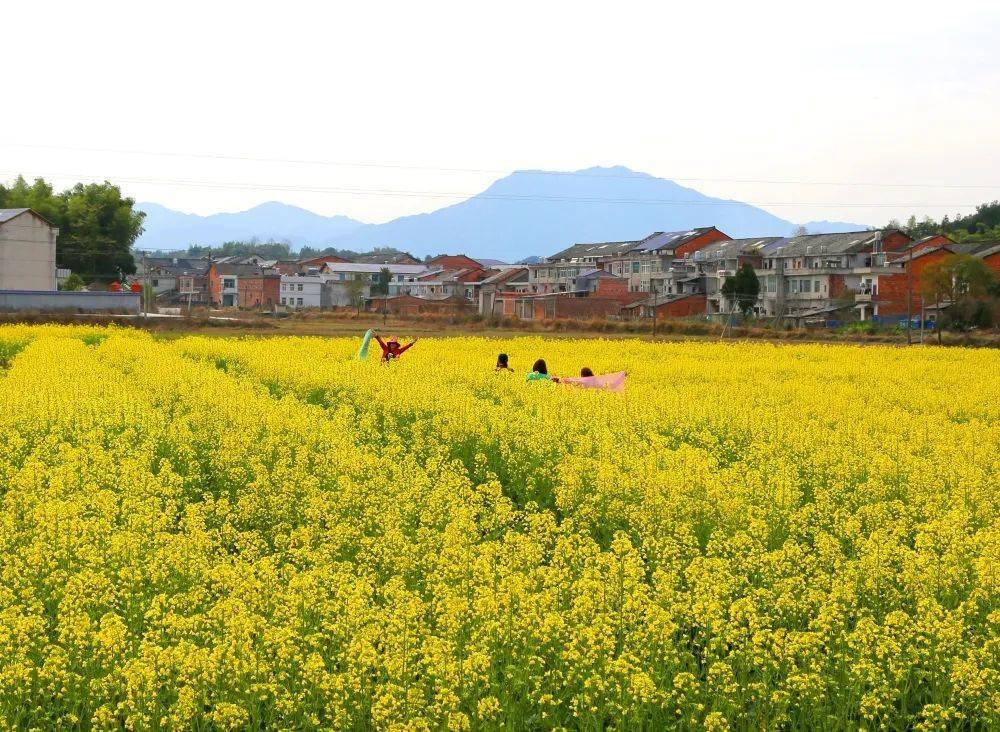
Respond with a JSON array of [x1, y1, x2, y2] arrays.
[[526, 359, 559, 382], [561, 366, 627, 392], [495, 353, 514, 373]]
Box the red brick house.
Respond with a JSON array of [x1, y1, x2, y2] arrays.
[[977, 244, 1000, 276], [876, 245, 955, 317], [208, 263, 281, 308], [623, 293, 707, 319]]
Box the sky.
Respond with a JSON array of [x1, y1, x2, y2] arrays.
[[2, 0, 999, 227]]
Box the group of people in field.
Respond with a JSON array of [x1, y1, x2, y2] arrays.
[[496, 353, 626, 390], [364, 332, 625, 390]]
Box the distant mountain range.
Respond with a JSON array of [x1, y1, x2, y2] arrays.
[[135, 166, 869, 261], [799, 220, 874, 234], [135, 201, 364, 250]]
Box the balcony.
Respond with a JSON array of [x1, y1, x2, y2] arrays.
[[855, 284, 877, 301]]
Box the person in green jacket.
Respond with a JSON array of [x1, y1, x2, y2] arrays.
[[526, 359, 559, 382]]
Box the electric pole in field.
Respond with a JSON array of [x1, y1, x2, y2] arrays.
[[143, 250, 150, 317], [651, 286, 657, 338], [906, 244, 913, 344]]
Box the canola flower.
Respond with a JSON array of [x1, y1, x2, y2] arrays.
[[0, 324, 998, 730]]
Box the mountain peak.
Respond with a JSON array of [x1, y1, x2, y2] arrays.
[[329, 165, 796, 260]]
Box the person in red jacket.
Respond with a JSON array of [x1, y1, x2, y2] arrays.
[[374, 333, 417, 363]]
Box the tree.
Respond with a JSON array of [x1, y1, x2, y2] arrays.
[[920, 254, 998, 331], [60, 182, 144, 280], [721, 263, 761, 317], [1, 175, 144, 281], [344, 276, 366, 313], [373, 267, 392, 296], [59, 273, 86, 291], [188, 240, 292, 260]]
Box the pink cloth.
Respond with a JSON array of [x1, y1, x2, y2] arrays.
[[561, 371, 627, 392]]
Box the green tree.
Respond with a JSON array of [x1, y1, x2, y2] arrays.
[[0, 176, 65, 224], [1, 176, 144, 281], [60, 182, 144, 280], [721, 263, 761, 317], [373, 267, 392, 296], [344, 276, 366, 313], [921, 254, 998, 332], [58, 273, 86, 291]]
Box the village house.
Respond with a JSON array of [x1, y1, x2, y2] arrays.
[[0, 208, 58, 291], [320, 262, 430, 301], [622, 292, 708, 320], [402, 267, 494, 302], [602, 228, 731, 293], [754, 228, 913, 321], [133, 256, 210, 304], [280, 274, 329, 308], [686, 237, 781, 315], [528, 240, 637, 293], [208, 262, 280, 308], [477, 267, 531, 317]]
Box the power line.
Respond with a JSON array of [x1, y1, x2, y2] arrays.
[[0, 169, 981, 209], [4, 142, 1000, 191]]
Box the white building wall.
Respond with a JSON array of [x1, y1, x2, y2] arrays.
[[0, 212, 58, 291], [280, 276, 324, 308]]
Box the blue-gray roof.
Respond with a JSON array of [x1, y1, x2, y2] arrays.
[[0, 208, 31, 224]]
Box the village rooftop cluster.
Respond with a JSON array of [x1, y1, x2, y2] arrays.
[[2, 207, 999, 324]]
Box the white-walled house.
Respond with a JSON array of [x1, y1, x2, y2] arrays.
[[280, 274, 328, 308], [0, 208, 59, 291]]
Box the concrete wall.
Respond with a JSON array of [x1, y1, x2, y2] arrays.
[[0, 212, 57, 291], [0, 290, 140, 312]]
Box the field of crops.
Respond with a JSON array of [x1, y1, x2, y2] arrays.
[[0, 325, 998, 729]]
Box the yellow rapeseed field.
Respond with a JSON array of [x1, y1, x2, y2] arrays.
[[0, 325, 998, 730]]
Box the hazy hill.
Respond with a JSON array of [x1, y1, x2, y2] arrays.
[[800, 220, 871, 234], [134, 168, 872, 260], [329, 166, 800, 261], [135, 201, 365, 249]]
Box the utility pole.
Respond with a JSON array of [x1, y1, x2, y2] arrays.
[[651, 285, 657, 338], [143, 250, 150, 317], [906, 244, 913, 344]]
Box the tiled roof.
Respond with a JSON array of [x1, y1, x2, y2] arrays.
[[548, 240, 640, 262], [632, 228, 719, 253], [950, 241, 1000, 257], [480, 267, 528, 285], [0, 208, 30, 223], [760, 229, 906, 257], [694, 237, 781, 260], [212, 263, 280, 277]]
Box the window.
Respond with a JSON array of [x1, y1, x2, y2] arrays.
[[814, 280, 820, 293], [297, 284, 304, 292], [632, 262, 640, 274], [297, 297, 303, 306], [223, 278, 236, 289], [152, 279, 159, 287]]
